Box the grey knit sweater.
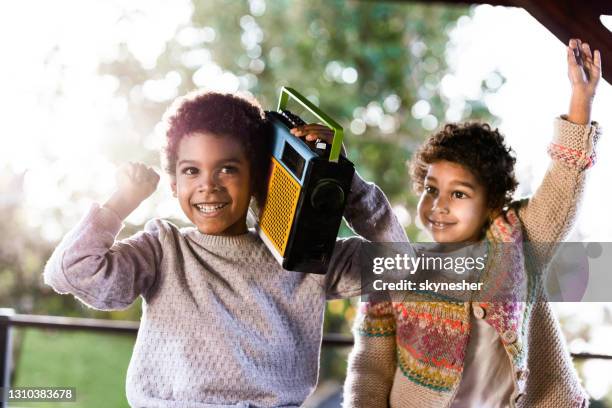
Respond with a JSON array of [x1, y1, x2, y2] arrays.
[[44, 173, 407, 408]]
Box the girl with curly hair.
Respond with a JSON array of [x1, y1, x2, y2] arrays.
[[344, 38, 602, 408]]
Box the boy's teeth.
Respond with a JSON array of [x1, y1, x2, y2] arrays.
[[196, 203, 227, 213]]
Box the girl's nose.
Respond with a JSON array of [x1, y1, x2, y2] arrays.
[[432, 197, 449, 214]]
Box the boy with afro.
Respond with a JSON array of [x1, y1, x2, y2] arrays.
[[44, 90, 407, 407]]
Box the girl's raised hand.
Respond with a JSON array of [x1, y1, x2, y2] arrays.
[[568, 39, 601, 98], [567, 38, 602, 124]]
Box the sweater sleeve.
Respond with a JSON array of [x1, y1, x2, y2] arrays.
[[516, 117, 601, 262], [323, 171, 411, 299], [43, 203, 163, 310], [343, 299, 397, 408]]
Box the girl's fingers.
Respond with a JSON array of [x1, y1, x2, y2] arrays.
[[567, 46, 577, 66], [581, 42, 593, 61], [594, 50, 602, 70], [566, 38, 602, 87], [569, 38, 578, 54], [568, 39, 583, 68], [583, 46, 602, 85]]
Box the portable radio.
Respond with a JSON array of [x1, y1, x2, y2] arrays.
[[254, 87, 355, 274]]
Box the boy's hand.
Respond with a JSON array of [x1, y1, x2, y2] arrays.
[[103, 162, 160, 220], [290, 123, 347, 156], [116, 162, 160, 202], [567, 38, 601, 125], [290, 123, 334, 144]]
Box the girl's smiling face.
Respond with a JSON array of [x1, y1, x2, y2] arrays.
[[171, 132, 252, 236], [417, 160, 492, 243]]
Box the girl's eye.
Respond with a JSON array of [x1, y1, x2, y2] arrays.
[[424, 185, 437, 195], [452, 191, 467, 199], [182, 167, 199, 176]]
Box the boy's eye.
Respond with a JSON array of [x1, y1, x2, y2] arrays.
[[220, 166, 238, 175], [452, 191, 467, 199], [182, 167, 199, 176]]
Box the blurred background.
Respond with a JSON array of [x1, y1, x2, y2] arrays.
[[0, 1, 611, 407]]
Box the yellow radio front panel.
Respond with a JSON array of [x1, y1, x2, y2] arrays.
[[259, 157, 301, 256]]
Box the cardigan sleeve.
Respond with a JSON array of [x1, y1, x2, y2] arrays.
[[322, 171, 412, 299], [43, 203, 163, 310], [343, 299, 397, 408], [516, 117, 600, 262]]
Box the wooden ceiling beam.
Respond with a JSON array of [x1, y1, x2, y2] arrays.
[[391, 0, 612, 83]]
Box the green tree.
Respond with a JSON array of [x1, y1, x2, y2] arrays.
[[96, 0, 499, 383], [4, 0, 503, 389], [99, 1, 496, 210]]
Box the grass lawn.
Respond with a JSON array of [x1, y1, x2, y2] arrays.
[[11, 328, 135, 408]]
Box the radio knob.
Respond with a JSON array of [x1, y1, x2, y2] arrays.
[[310, 180, 345, 212]]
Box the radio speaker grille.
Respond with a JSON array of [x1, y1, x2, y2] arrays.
[[259, 157, 301, 256]]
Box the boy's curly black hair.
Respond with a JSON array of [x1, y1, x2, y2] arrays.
[[161, 90, 271, 205], [410, 122, 518, 211]]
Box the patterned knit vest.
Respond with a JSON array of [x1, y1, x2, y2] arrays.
[[360, 207, 535, 393]]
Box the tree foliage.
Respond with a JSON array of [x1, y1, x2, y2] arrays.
[[2, 0, 499, 383], [99, 0, 494, 209]]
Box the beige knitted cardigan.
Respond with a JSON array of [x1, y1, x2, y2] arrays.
[[343, 117, 601, 408]]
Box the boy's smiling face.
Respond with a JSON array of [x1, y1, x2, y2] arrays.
[[171, 132, 252, 236], [417, 160, 491, 243]]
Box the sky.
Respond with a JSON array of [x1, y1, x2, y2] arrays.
[[1, 0, 611, 399]]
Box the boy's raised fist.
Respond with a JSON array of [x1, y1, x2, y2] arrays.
[[116, 162, 160, 203]]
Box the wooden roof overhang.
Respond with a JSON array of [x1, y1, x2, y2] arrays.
[[394, 0, 611, 83]]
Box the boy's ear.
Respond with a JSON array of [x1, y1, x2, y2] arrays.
[[170, 177, 178, 197]]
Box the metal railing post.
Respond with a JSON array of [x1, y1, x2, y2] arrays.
[[0, 308, 14, 408]]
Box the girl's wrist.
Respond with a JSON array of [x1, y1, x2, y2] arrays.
[[567, 92, 593, 125], [570, 88, 595, 102]]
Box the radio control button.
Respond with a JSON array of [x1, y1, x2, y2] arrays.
[[311, 181, 345, 212]]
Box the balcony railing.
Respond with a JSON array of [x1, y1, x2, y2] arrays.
[[1, 308, 611, 407]]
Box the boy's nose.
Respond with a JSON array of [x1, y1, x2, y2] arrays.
[[197, 174, 221, 193], [197, 184, 220, 193]]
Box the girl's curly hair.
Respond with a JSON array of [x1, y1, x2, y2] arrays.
[[410, 122, 518, 211], [161, 90, 271, 205]]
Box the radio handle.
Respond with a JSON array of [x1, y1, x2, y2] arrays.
[[277, 87, 343, 163]]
